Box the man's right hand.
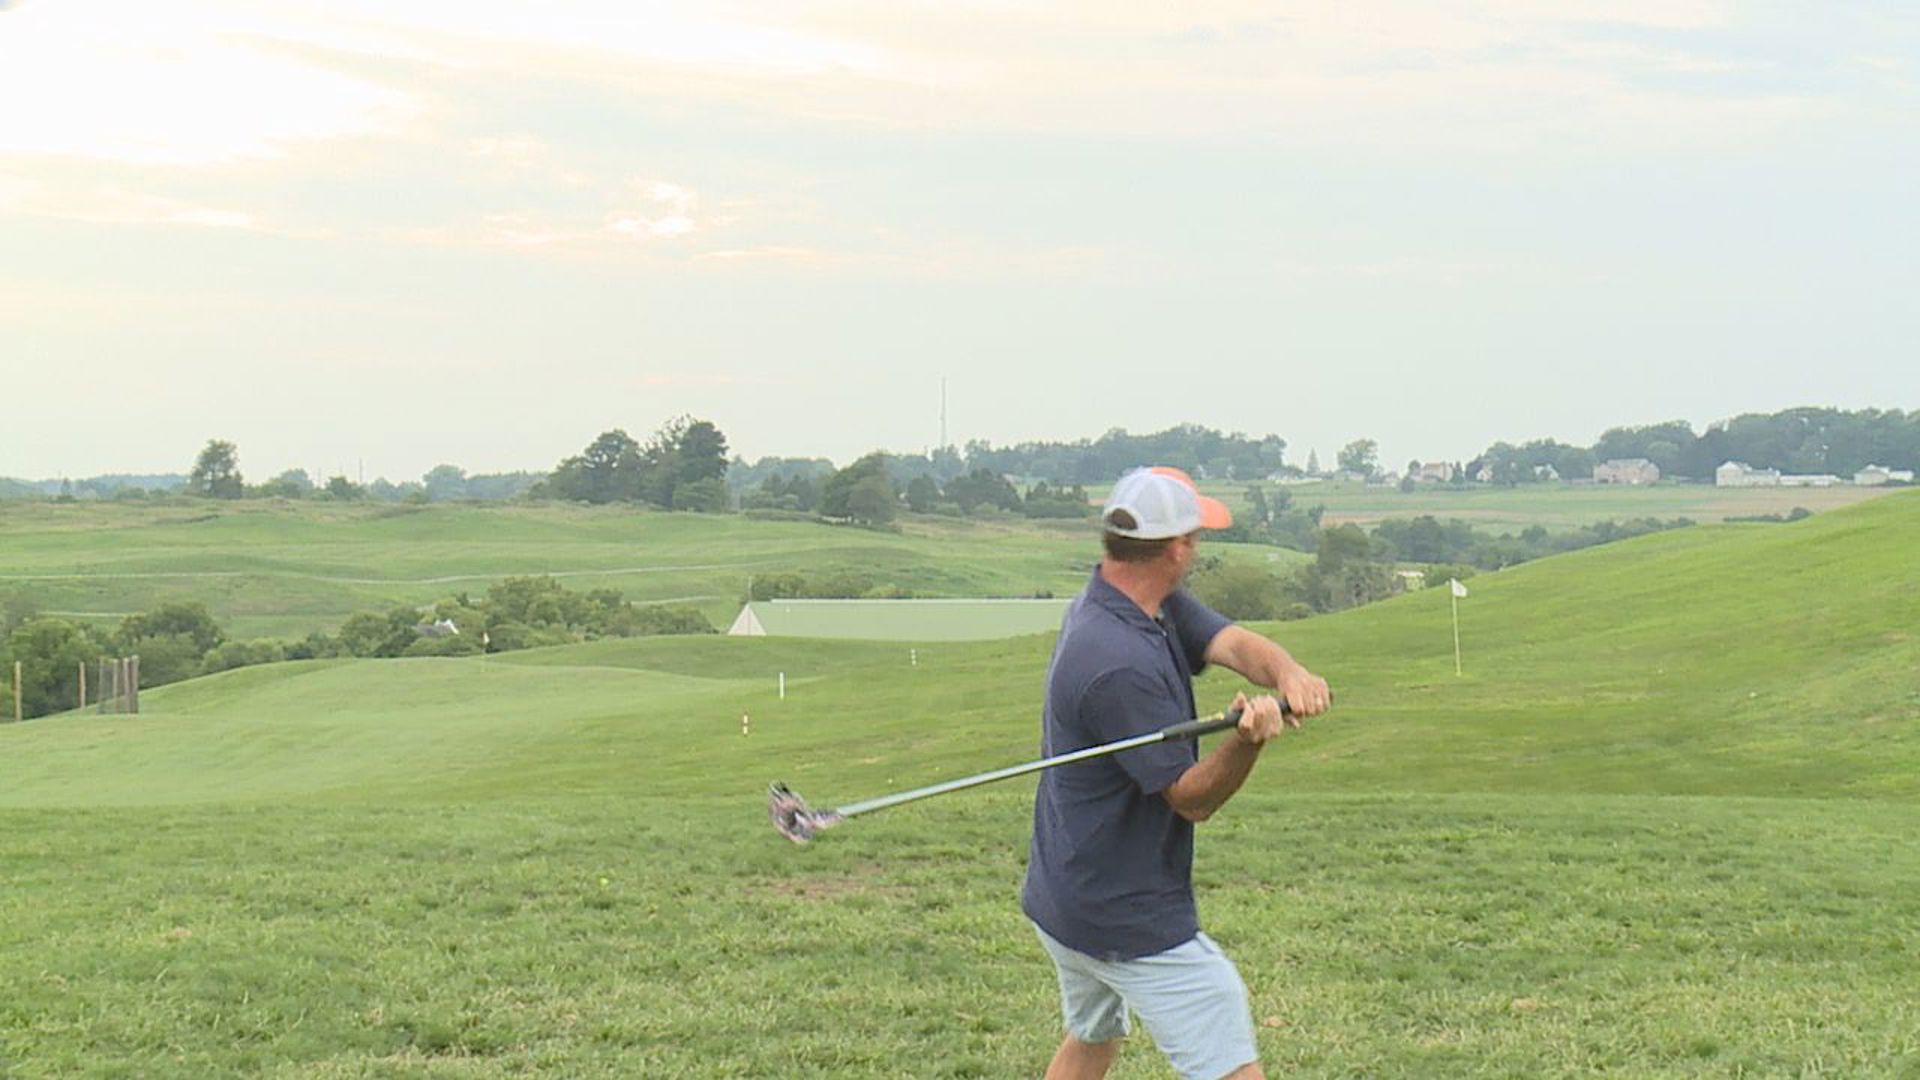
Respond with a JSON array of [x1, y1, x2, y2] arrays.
[[1230, 691, 1297, 746]]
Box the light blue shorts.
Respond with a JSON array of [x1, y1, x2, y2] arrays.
[[1034, 923, 1258, 1080]]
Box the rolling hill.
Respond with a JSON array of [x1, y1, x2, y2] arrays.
[[2, 491, 1916, 1077]]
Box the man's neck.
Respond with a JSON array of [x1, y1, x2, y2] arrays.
[[1099, 558, 1177, 620]]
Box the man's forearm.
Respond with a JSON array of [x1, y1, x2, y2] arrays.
[[1161, 733, 1263, 823], [1210, 625, 1304, 690], [1240, 637, 1306, 691]]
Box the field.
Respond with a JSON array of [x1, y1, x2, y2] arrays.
[[1210, 479, 1901, 534], [2, 492, 1918, 1076], [0, 500, 1305, 641]]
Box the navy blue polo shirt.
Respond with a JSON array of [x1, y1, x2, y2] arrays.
[[1021, 568, 1233, 960]]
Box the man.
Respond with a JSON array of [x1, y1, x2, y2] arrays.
[[1023, 466, 1332, 1080]]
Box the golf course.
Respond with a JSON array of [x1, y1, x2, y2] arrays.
[[3, 491, 1918, 1076]]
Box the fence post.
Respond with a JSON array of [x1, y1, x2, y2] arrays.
[[12, 661, 20, 723], [128, 655, 139, 714], [79, 660, 88, 711]]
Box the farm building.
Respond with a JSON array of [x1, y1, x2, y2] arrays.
[[1855, 465, 1915, 486], [727, 598, 1073, 641], [1717, 461, 1781, 487], [1593, 458, 1660, 485]]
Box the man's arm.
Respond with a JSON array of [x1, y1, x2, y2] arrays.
[[1203, 624, 1331, 717], [1161, 628, 1332, 823], [1161, 692, 1284, 822]]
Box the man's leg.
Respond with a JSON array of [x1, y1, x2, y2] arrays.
[[1045, 1035, 1120, 1080], [1105, 933, 1261, 1080], [1034, 926, 1131, 1078]]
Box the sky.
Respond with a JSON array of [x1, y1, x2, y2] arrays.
[[1, 0, 1916, 482]]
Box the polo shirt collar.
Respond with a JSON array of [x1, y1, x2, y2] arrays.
[[1085, 567, 1164, 632]]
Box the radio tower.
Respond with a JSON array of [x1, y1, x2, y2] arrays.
[[940, 377, 948, 451]]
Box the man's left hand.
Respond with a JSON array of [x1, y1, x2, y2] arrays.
[[1275, 666, 1331, 718]]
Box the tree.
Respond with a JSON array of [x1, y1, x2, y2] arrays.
[[118, 603, 224, 656], [820, 453, 897, 525], [550, 429, 644, 505], [324, 475, 364, 500], [905, 474, 940, 513], [1306, 449, 1321, 476], [254, 469, 313, 499], [336, 609, 422, 658], [117, 602, 226, 687], [2, 618, 106, 717], [843, 475, 898, 525], [1243, 486, 1270, 527], [188, 439, 244, 499], [673, 419, 730, 487], [944, 468, 1021, 514], [670, 477, 729, 512], [1187, 560, 1286, 621], [422, 465, 468, 501], [1336, 439, 1378, 479]]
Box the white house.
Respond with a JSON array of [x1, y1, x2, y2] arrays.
[[1414, 461, 1455, 483], [1779, 473, 1843, 488], [1716, 461, 1780, 488], [1855, 465, 1915, 486], [1593, 458, 1661, 485]]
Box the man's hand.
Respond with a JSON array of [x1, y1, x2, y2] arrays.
[[1274, 666, 1331, 719], [1229, 691, 1296, 746]]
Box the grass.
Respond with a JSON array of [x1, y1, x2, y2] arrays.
[[2, 492, 1918, 1076], [1210, 479, 1902, 533], [0, 500, 1303, 640]]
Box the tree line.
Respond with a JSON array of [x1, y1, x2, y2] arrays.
[[14, 405, 1915, 509], [0, 579, 713, 721], [1185, 513, 1696, 622], [1470, 408, 1920, 484], [169, 439, 543, 503]]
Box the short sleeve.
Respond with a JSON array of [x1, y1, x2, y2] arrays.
[[1164, 589, 1232, 675], [1079, 667, 1194, 795]]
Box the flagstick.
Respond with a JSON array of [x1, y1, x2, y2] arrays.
[[1451, 588, 1463, 677]]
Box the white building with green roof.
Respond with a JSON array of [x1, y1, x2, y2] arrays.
[[726, 598, 1072, 641]]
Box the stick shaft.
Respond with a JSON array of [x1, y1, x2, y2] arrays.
[[831, 711, 1236, 819]]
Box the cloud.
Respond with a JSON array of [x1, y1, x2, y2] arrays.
[[0, 1, 413, 164], [0, 178, 295, 234], [388, 177, 713, 253]]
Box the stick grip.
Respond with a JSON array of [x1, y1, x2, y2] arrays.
[[1158, 708, 1243, 741], [1158, 694, 1320, 742]]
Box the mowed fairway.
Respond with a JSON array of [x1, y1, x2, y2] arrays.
[[3, 494, 1919, 1076], [0, 501, 1129, 639], [1210, 479, 1903, 533]]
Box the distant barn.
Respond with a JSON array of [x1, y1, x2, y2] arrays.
[[726, 598, 1072, 641]]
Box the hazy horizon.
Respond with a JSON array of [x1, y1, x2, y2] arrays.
[[1, 399, 1911, 487], [4, 1, 1915, 482]]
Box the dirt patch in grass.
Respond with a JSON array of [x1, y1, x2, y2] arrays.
[[767, 862, 901, 901]]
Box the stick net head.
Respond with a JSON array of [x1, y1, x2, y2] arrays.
[[768, 782, 842, 845]]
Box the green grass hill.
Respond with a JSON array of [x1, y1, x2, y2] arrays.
[[0, 500, 1302, 639], [1, 492, 1916, 1076]]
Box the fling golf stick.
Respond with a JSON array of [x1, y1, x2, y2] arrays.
[[770, 703, 1289, 844]]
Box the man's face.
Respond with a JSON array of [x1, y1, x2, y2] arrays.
[[1169, 532, 1200, 582]]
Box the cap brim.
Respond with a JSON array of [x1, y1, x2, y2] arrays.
[[1196, 496, 1232, 530]]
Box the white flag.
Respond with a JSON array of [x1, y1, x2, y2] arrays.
[[1450, 578, 1469, 598]]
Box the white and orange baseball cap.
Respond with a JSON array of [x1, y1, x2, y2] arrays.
[[1101, 466, 1233, 539]]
